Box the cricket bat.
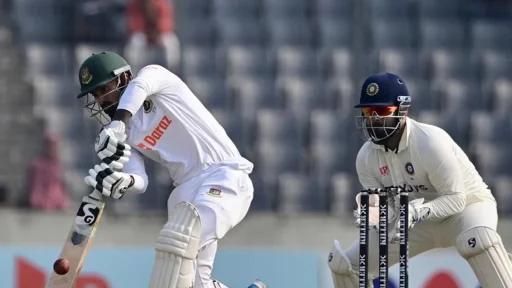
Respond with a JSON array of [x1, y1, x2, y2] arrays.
[[46, 189, 105, 288]]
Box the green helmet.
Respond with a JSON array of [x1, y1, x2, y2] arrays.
[[77, 51, 131, 98]]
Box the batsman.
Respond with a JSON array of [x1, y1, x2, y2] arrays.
[[75, 52, 265, 288], [327, 72, 512, 287]]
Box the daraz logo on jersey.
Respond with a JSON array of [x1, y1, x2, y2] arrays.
[[137, 116, 172, 150]]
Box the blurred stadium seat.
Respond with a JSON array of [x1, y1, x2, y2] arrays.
[[185, 75, 228, 108], [424, 49, 475, 81], [330, 172, 356, 215], [372, 49, 420, 79], [471, 20, 512, 52], [316, 0, 354, 19], [317, 18, 353, 49], [182, 46, 217, 78], [25, 44, 70, 76], [479, 51, 512, 82], [8, 0, 512, 215], [419, 19, 467, 50], [181, 18, 216, 47], [185, 0, 211, 18], [417, 0, 463, 19], [367, 0, 409, 20], [321, 48, 354, 79], [371, 20, 415, 49], [215, 17, 265, 48], [263, 0, 310, 19], [275, 46, 319, 78], [210, 108, 247, 155], [485, 78, 512, 114], [473, 142, 512, 181], [267, 18, 315, 48], [224, 46, 272, 78], [432, 79, 484, 113], [212, 0, 261, 18], [326, 78, 356, 111], [491, 176, 512, 215], [277, 173, 325, 212]]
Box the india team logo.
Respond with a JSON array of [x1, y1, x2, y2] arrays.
[[366, 83, 379, 96], [405, 162, 415, 175]]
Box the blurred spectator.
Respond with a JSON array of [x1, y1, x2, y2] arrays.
[[28, 132, 70, 211], [125, 0, 180, 72]]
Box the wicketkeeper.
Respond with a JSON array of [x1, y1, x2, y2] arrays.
[[328, 72, 512, 288]]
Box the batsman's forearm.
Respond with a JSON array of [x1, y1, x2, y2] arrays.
[[113, 109, 133, 125], [423, 192, 466, 219], [117, 78, 149, 117]]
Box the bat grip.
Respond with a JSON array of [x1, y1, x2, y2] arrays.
[[90, 189, 103, 199]]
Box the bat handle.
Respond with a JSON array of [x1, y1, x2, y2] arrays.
[[90, 189, 103, 200]]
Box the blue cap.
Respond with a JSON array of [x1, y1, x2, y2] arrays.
[[354, 72, 410, 108]]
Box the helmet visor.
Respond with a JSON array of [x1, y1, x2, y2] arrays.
[[361, 106, 398, 117], [82, 77, 128, 127]]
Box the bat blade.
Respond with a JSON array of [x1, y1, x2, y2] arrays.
[[46, 191, 105, 288]]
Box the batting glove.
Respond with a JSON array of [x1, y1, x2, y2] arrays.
[[95, 120, 131, 170], [84, 163, 133, 199]]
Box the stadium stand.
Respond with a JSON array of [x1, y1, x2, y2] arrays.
[[6, 0, 512, 214]]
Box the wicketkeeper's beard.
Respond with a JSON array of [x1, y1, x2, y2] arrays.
[[367, 126, 392, 139], [365, 117, 400, 144]]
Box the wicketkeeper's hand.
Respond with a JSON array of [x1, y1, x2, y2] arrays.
[[406, 198, 431, 229], [390, 197, 431, 242], [95, 120, 131, 170], [84, 163, 133, 199], [353, 192, 397, 231]]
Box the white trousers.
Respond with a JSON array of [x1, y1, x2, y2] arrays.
[[166, 165, 254, 288], [344, 200, 498, 275]]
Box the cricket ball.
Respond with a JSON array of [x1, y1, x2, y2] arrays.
[[53, 258, 70, 275]]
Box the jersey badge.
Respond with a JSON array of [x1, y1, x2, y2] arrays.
[[366, 83, 379, 96], [379, 165, 389, 176], [405, 162, 415, 175], [80, 67, 93, 84], [206, 188, 222, 198], [143, 100, 155, 114]]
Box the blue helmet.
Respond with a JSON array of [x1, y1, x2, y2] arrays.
[[355, 72, 411, 143], [355, 72, 410, 108]]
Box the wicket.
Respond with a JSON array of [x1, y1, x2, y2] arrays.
[[358, 188, 409, 288]]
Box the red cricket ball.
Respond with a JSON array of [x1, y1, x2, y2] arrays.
[[53, 258, 70, 275]]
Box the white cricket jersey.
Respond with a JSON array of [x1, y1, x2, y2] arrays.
[[356, 117, 495, 219], [116, 65, 253, 188]]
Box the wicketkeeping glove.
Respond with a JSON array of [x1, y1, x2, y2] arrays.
[[95, 120, 131, 170], [353, 192, 397, 231], [84, 163, 133, 199], [390, 197, 431, 243], [405, 198, 431, 229]]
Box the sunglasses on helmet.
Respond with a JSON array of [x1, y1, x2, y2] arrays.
[[361, 106, 398, 117]]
